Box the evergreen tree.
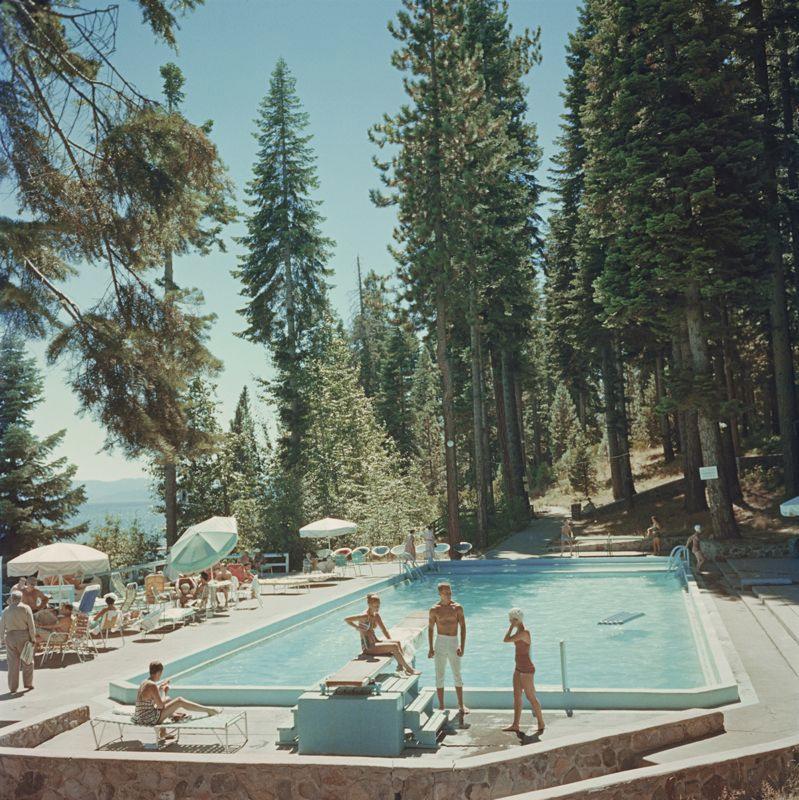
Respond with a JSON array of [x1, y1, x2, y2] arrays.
[[548, 383, 580, 463], [151, 377, 224, 533], [560, 429, 597, 499], [235, 58, 333, 472], [377, 324, 419, 460], [302, 325, 434, 545], [410, 344, 446, 498], [374, 0, 533, 546], [0, 336, 86, 560], [586, 0, 764, 537], [351, 267, 392, 399]]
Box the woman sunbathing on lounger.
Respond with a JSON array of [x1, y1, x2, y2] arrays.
[[131, 660, 219, 743], [345, 594, 420, 676]]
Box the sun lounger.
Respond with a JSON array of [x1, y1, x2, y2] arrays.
[[259, 576, 310, 594], [160, 606, 196, 630], [90, 708, 248, 752]]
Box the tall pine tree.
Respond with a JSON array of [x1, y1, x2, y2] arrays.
[[235, 58, 333, 475], [0, 336, 86, 560]]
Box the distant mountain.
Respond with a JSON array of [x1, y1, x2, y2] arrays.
[[77, 477, 152, 504]]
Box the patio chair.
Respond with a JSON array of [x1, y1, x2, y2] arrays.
[[452, 541, 473, 558], [77, 584, 101, 615], [93, 609, 123, 648], [40, 629, 71, 664], [434, 543, 451, 560], [332, 553, 354, 578], [128, 607, 166, 641], [353, 546, 371, 558], [109, 572, 127, 598], [144, 573, 173, 606], [66, 613, 100, 661], [350, 550, 373, 576], [190, 583, 213, 621], [370, 545, 390, 562]]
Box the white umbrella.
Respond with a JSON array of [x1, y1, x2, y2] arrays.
[[299, 517, 358, 538], [8, 542, 109, 578], [780, 496, 799, 517], [299, 517, 357, 552]]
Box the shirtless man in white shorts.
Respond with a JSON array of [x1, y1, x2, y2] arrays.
[[428, 581, 469, 717]]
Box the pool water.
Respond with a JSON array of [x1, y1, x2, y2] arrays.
[[172, 568, 706, 691]]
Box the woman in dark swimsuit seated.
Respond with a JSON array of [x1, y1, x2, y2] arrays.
[[345, 594, 420, 675], [502, 608, 545, 735], [131, 661, 219, 743]]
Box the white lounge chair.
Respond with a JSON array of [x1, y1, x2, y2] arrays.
[[90, 708, 248, 752], [129, 607, 166, 641]]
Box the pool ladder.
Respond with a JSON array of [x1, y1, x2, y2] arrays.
[[667, 545, 691, 578]]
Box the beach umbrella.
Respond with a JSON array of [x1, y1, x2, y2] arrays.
[[166, 516, 238, 578], [299, 517, 357, 552], [780, 496, 799, 517], [8, 542, 110, 578]]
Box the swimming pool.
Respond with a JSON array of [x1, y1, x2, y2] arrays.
[[110, 559, 739, 710]]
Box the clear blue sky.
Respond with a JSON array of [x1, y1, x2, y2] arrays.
[[28, 0, 581, 481]]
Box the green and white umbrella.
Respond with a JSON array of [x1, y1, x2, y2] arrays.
[[166, 516, 238, 578]]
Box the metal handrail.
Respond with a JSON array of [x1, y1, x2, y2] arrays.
[[667, 545, 690, 575]]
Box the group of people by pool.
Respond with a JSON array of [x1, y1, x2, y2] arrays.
[[345, 581, 546, 735]]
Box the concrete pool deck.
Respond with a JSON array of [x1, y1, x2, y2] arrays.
[[4, 515, 799, 794]]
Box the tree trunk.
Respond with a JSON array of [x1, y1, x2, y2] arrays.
[[469, 297, 488, 547], [777, 14, 799, 291], [514, 370, 535, 510], [720, 308, 742, 456], [164, 462, 178, 547], [714, 345, 744, 505], [654, 352, 675, 462], [672, 332, 707, 512], [683, 282, 738, 538], [490, 344, 513, 501], [480, 355, 495, 517], [436, 292, 461, 549], [599, 338, 635, 502], [749, 0, 799, 495], [501, 348, 529, 518]]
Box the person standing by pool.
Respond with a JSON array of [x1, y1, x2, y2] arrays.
[[404, 530, 417, 562], [345, 594, 420, 675], [422, 527, 436, 567], [0, 590, 36, 693], [647, 516, 663, 556], [502, 609, 545, 735], [428, 581, 468, 717], [687, 525, 707, 572], [560, 519, 575, 557]]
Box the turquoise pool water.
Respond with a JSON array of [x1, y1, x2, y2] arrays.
[[172, 567, 706, 690]]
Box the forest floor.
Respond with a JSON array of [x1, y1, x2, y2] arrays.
[[532, 446, 798, 543]]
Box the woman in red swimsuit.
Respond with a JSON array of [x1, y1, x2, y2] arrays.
[[502, 608, 545, 735]]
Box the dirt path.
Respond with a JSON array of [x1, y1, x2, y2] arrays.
[[485, 509, 566, 558]]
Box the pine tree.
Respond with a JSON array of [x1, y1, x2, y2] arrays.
[[373, 0, 533, 546], [235, 58, 333, 472], [561, 429, 597, 499], [350, 268, 392, 399], [548, 383, 580, 463], [302, 325, 434, 545], [377, 324, 419, 460], [410, 344, 446, 498], [586, 0, 764, 537], [0, 335, 86, 561]]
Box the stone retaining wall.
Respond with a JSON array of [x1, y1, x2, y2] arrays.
[[503, 737, 799, 800], [0, 708, 722, 800], [0, 704, 88, 749], [702, 538, 795, 560]]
